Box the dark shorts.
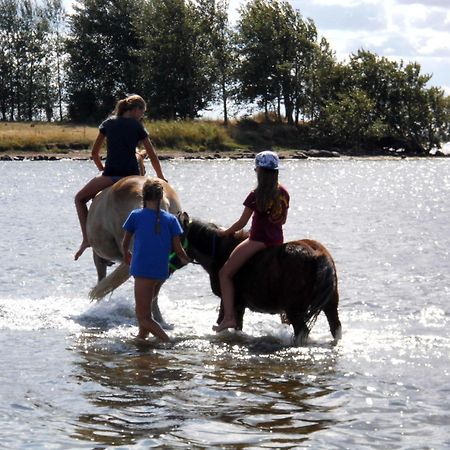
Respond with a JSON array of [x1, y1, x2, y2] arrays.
[[109, 175, 124, 183]]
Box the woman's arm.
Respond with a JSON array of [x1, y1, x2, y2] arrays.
[[172, 236, 190, 265], [122, 231, 133, 265], [217, 206, 253, 237], [91, 132, 106, 172], [142, 137, 166, 181]]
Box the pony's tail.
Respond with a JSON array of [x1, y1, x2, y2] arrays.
[[89, 262, 131, 301], [304, 255, 337, 332]]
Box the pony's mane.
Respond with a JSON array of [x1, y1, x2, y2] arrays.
[[187, 218, 248, 259], [186, 219, 219, 256], [189, 219, 219, 236], [189, 218, 248, 242]]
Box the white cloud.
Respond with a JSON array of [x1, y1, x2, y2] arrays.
[[286, 0, 450, 92]]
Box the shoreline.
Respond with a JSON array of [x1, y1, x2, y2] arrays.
[[1, 148, 448, 161]]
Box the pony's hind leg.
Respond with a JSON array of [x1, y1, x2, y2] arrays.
[[287, 312, 310, 346], [323, 293, 342, 341], [293, 324, 310, 346], [93, 252, 109, 282]]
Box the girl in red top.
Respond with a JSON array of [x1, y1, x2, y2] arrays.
[[214, 151, 290, 332]]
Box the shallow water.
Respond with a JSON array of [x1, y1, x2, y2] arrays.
[[0, 158, 449, 448]]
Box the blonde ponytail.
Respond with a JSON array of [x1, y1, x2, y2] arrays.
[[114, 94, 146, 117]]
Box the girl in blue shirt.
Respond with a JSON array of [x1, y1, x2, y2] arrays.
[[122, 179, 190, 342]]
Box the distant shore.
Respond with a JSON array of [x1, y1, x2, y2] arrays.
[[1, 121, 449, 161], [1, 147, 448, 161]]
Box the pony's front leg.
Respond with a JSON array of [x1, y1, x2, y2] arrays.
[[234, 306, 245, 331], [215, 300, 224, 327], [152, 281, 173, 330]]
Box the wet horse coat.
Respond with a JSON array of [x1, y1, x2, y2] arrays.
[[183, 218, 342, 345], [87, 176, 181, 322]]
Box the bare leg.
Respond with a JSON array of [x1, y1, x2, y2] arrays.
[[214, 238, 266, 332], [134, 277, 170, 342], [136, 150, 146, 176], [74, 175, 114, 260]]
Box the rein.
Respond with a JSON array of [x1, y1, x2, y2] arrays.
[[168, 237, 192, 271]]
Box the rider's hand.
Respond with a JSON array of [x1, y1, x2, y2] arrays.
[[124, 251, 132, 265]]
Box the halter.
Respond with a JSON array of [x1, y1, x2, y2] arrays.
[[168, 237, 189, 272]]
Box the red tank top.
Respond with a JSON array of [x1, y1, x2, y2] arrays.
[[243, 185, 290, 246]]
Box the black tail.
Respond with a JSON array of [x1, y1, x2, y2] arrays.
[[304, 255, 337, 332]]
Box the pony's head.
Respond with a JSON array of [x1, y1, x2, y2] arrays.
[[178, 214, 244, 271]]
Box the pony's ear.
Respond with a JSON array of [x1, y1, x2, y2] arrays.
[[178, 211, 190, 229]]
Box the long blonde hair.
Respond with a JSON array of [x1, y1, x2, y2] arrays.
[[113, 94, 146, 117], [255, 168, 280, 213], [142, 179, 164, 234]]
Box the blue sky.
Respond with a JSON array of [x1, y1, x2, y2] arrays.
[[229, 0, 450, 94]]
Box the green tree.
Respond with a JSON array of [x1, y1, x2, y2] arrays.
[[65, 0, 142, 122], [42, 0, 66, 121], [235, 0, 281, 119], [425, 87, 450, 149], [195, 0, 236, 124], [137, 0, 213, 119], [319, 89, 377, 147], [348, 50, 446, 152], [0, 0, 16, 120], [236, 0, 324, 124]]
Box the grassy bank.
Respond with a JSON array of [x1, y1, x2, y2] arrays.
[[0, 120, 240, 154], [2, 120, 445, 158], [0, 118, 315, 155], [0, 122, 96, 152]]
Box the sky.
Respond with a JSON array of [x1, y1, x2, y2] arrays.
[[229, 0, 450, 94]]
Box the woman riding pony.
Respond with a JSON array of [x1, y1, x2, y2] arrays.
[[74, 94, 166, 260]]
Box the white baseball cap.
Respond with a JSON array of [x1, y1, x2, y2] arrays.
[[255, 151, 280, 170]]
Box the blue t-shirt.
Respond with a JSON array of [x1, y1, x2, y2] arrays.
[[99, 116, 149, 177], [123, 208, 183, 280]]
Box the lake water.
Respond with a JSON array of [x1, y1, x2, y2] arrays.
[[0, 158, 449, 449]]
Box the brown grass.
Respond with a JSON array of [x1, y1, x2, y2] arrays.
[[0, 118, 307, 154], [0, 122, 97, 151]]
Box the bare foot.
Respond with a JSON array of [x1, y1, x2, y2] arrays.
[[74, 241, 90, 260], [212, 319, 236, 332]]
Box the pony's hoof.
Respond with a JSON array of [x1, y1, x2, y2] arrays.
[[333, 326, 342, 341], [294, 332, 308, 347]]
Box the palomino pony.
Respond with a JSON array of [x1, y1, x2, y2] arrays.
[[86, 175, 182, 325], [181, 217, 342, 345]]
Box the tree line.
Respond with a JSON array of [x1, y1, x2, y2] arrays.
[[0, 0, 449, 152]]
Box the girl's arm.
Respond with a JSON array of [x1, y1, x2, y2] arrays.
[[142, 137, 166, 181], [91, 132, 106, 172], [122, 231, 133, 265], [172, 236, 190, 265], [218, 206, 253, 237]]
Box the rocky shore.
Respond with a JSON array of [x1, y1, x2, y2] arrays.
[[0, 147, 448, 161]]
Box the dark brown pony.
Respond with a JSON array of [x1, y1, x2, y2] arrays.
[[182, 217, 342, 345]]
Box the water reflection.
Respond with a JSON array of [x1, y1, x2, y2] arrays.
[[70, 330, 344, 447]]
